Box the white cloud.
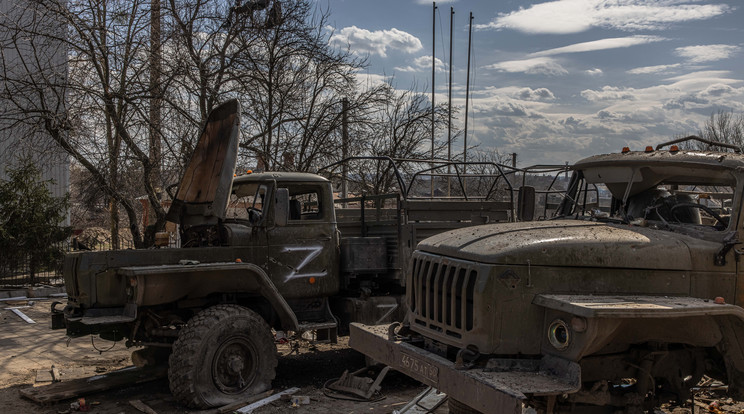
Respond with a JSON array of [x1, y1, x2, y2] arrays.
[[577, 71, 744, 115], [581, 86, 639, 102], [485, 57, 568, 76], [477, 1, 731, 34], [516, 87, 556, 101], [586, 68, 603, 76], [395, 56, 446, 73], [700, 83, 737, 97], [329, 26, 422, 57], [674, 44, 741, 63], [532, 36, 666, 56], [664, 70, 735, 83], [627, 63, 681, 75]]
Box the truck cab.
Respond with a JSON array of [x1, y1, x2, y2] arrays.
[[351, 138, 744, 414]]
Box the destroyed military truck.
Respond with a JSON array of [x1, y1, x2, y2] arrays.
[[350, 137, 744, 413], [51, 99, 527, 408]]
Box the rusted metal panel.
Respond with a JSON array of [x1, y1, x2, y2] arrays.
[[166, 99, 240, 228]]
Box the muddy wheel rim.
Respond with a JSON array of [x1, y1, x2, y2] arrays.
[[211, 336, 258, 394]]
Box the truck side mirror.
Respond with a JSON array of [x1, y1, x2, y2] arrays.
[[275, 188, 289, 226], [518, 186, 536, 221]]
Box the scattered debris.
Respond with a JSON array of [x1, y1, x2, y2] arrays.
[[0, 296, 28, 302], [51, 365, 61, 382], [20, 365, 167, 404], [217, 390, 274, 413], [178, 259, 200, 265], [393, 387, 447, 414], [129, 399, 158, 414], [325, 365, 389, 401], [275, 330, 288, 344], [10, 307, 35, 324], [290, 395, 310, 407], [35, 368, 55, 384], [70, 397, 90, 412], [234, 387, 300, 414]]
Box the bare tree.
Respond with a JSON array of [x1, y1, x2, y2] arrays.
[[0, 0, 458, 248], [0, 0, 173, 248], [339, 80, 450, 196], [677, 110, 744, 153], [234, 2, 372, 171], [0, 0, 376, 247], [699, 109, 744, 150]]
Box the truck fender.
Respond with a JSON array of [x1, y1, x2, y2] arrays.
[[118, 262, 299, 331], [534, 294, 744, 397]]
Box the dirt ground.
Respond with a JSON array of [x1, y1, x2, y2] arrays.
[[1, 298, 743, 414], [0, 299, 434, 414]]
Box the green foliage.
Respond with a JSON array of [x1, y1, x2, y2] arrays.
[[0, 158, 70, 280]]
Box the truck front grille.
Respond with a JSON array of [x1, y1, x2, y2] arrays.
[[408, 252, 478, 339]]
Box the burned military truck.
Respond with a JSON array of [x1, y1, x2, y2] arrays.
[[51, 99, 524, 408], [351, 138, 744, 413]]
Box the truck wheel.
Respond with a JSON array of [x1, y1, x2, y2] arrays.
[[448, 398, 483, 414], [168, 304, 277, 408]]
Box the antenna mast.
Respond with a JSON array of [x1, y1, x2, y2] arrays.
[[463, 12, 473, 181], [431, 1, 437, 197]]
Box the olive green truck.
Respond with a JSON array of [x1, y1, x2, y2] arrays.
[[351, 137, 744, 413], [51, 100, 519, 408]]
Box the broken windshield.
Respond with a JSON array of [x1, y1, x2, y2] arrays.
[[226, 182, 269, 225], [558, 167, 737, 236]]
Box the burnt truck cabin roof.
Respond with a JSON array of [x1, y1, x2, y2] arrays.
[[575, 149, 744, 172], [574, 149, 740, 199]]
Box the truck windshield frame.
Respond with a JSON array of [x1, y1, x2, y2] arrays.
[[560, 166, 740, 237], [226, 182, 272, 225]]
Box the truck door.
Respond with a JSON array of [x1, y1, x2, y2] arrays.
[[267, 183, 339, 300]]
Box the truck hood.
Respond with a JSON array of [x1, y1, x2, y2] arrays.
[[417, 220, 720, 270], [166, 99, 240, 229]]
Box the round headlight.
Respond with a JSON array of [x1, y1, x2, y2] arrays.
[[548, 319, 570, 350]]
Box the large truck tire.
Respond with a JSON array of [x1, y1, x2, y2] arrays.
[[168, 304, 277, 408]]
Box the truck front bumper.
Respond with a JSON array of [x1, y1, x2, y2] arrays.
[[349, 323, 581, 414]]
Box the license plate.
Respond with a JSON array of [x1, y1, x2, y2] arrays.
[[400, 352, 439, 383]]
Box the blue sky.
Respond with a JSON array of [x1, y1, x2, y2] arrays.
[[323, 0, 743, 166]]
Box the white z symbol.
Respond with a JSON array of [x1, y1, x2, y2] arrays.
[[281, 246, 328, 282]]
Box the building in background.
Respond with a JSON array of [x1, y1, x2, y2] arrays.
[[0, 0, 70, 225]]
